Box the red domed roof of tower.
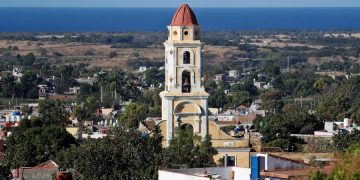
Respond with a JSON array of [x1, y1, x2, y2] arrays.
[[170, 4, 199, 26]]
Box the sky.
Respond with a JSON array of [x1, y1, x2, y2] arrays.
[[0, 0, 359, 8]]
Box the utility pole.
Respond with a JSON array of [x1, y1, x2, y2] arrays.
[[100, 84, 103, 102], [287, 56, 290, 72], [114, 83, 117, 100]]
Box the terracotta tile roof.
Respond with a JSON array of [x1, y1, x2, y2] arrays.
[[261, 163, 336, 179], [214, 114, 256, 125], [48, 94, 76, 101], [261, 168, 317, 179], [234, 114, 256, 124], [268, 154, 306, 164], [170, 4, 199, 26], [34, 160, 59, 168], [235, 104, 248, 110], [261, 147, 284, 153]]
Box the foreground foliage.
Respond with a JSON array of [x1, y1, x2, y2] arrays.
[[164, 128, 218, 168], [71, 127, 163, 180]]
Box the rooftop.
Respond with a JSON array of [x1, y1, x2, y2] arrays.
[[170, 4, 199, 26]]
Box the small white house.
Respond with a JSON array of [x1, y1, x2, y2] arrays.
[[139, 66, 147, 73], [228, 70, 239, 78]]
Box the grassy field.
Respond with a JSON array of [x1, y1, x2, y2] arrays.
[[1, 32, 360, 70]]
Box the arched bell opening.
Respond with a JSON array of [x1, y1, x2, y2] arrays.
[[182, 70, 191, 93], [183, 51, 191, 64]]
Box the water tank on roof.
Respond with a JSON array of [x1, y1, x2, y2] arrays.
[[12, 111, 21, 116]]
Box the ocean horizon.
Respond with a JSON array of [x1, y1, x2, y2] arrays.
[[0, 7, 359, 32]]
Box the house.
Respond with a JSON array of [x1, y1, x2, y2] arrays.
[[235, 105, 249, 115], [315, 118, 359, 136], [253, 79, 273, 90], [13, 68, 23, 79], [214, 74, 225, 82], [139, 66, 147, 73], [208, 108, 219, 115], [250, 99, 266, 117], [158, 152, 323, 180], [66, 127, 81, 139], [65, 86, 80, 95], [13, 160, 59, 180], [228, 70, 240, 78], [76, 77, 96, 86], [251, 153, 311, 180]]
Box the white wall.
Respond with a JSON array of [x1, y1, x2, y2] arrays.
[[159, 167, 251, 180], [233, 167, 251, 180], [158, 170, 208, 180]]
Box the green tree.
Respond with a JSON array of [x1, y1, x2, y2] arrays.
[[164, 128, 218, 168], [38, 100, 69, 126], [21, 105, 32, 116], [5, 123, 77, 169], [264, 64, 281, 77], [261, 89, 284, 113], [332, 129, 360, 151], [0, 74, 16, 98], [0, 160, 10, 180], [19, 71, 40, 98], [54, 65, 77, 94], [119, 103, 148, 129], [208, 88, 228, 109], [144, 68, 162, 87], [227, 91, 250, 107], [73, 127, 163, 180], [141, 88, 162, 117], [282, 104, 322, 134], [77, 83, 93, 103], [21, 52, 36, 66], [258, 105, 321, 151], [323, 143, 360, 179], [73, 96, 99, 123]]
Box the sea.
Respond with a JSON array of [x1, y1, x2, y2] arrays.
[[0, 7, 359, 32]]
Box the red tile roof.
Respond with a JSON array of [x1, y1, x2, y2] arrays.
[[261, 168, 317, 179], [170, 4, 199, 26], [34, 160, 59, 168]]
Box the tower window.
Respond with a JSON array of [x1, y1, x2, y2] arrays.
[[184, 31, 189, 35], [182, 71, 191, 93], [173, 31, 178, 35], [183, 51, 190, 64]]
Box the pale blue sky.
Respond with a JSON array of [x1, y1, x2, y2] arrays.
[[0, 0, 359, 7]]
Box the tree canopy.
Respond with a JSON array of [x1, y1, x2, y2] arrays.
[[5, 121, 77, 169], [164, 128, 218, 168], [71, 127, 163, 180]]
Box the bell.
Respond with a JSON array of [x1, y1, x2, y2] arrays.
[[184, 78, 190, 86]]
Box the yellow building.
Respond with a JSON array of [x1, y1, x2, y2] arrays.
[[158, 4, 252, 168]]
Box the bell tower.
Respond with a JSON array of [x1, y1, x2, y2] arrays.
[[160, 4, 209, 145]]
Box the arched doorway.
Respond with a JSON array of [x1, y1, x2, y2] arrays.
[[182, 71, 191, 93]]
